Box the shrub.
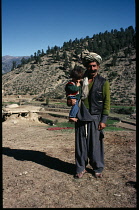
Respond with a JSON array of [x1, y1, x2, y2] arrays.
[[46, 98, 49, 105], [31, 64, 35, 70], [115, 107, 134, 114]]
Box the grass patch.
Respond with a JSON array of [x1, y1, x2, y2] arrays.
[[55, 119, 119, 128], [56, 121, 75, 128], [2, 102, 19, 106], [54, 119, 125, 131], [50, 102, 66, 105], [53, 122, 126, 131], [44, 117, 126, 131], [105, 127, 126, 131], [105, 119, 126, 130], [111, 105, 135, 109], [107, 119, 120, 125]]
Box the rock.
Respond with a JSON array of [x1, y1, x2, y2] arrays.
[[6, 104, 19, 108], [28, 112, 39, 122], [130, 113, 136, 119]]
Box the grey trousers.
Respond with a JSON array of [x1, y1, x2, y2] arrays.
[[75, 115, 104, 174]]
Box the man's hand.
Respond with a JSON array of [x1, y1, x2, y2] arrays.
[[98, 122, 106, 130]]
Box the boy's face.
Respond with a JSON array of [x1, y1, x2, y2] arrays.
[[72, 78, 81, 83]]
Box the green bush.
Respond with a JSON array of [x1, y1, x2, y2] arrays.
[[115, 107, 134, 114], [31, 64, 35, 70], [46, 98, 49, 105]]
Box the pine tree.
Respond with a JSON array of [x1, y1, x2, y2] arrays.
[[34, 52, 37, 60], [56, 51, 60, 61], [31, 64, 35, 70], [62, 51, 67, 59], [63, 42, 69, 50], [36, 56, 42, 64], [37, 50, 41, 57], [63, 58, 69, 69], [87, 39, 93, 51], [30, 55, 34, 61], [111, 55, 117, 66], [54, 45, 59, 52], [11, 61, 16, 70], [41, 49, 45, 56], [46, 46, 51, 54], [21, 57, 27, 65]]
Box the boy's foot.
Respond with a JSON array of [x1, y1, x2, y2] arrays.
[[69, 118, 78, 122]]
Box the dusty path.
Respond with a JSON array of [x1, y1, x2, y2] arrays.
[[2, 117, 136, 208]]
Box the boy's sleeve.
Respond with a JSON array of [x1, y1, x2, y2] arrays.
[[65, 83, 80, 93]]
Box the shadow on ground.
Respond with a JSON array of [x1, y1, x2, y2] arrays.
[[2, 147, 75, 175]]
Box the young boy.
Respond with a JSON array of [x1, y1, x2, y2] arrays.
[[65, 67, 84, 122]]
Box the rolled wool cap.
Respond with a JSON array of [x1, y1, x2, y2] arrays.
[[81, 50, 102, 66]]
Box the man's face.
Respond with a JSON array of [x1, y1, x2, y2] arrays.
[[87, 62, 99, 78]]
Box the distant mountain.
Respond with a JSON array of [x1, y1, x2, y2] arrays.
[[2, 55, 30, 74]]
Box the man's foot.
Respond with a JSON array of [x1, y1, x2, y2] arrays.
[[94, 173, 103, 178], [74, 169, 87, 179], [69, 118, 78, 122]]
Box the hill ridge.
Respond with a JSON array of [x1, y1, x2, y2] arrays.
[[2, 47, 136, 105]]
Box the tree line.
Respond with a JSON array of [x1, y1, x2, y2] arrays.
[[11, 25, 136, 71]]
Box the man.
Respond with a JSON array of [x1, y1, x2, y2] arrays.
[[70, 50, 110, 179]]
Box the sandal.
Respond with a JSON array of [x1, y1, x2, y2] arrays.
[[74, 169, 87, 179], [94, 173, 103, 178]]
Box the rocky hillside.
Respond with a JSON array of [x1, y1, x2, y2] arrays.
[[100, 48, 136, 105], [2, 47, 136, 105]]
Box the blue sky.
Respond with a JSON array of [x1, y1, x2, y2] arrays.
[[2, 0, 136, 56]]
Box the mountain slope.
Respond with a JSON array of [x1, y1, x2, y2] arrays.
[[2, 47, 136, 105]]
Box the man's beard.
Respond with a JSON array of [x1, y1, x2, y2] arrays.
[[88, 70, 97, 78], [90, 70, 97, 74]]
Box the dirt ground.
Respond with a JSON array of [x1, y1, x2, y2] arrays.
[[2, 113, 136, 208]]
